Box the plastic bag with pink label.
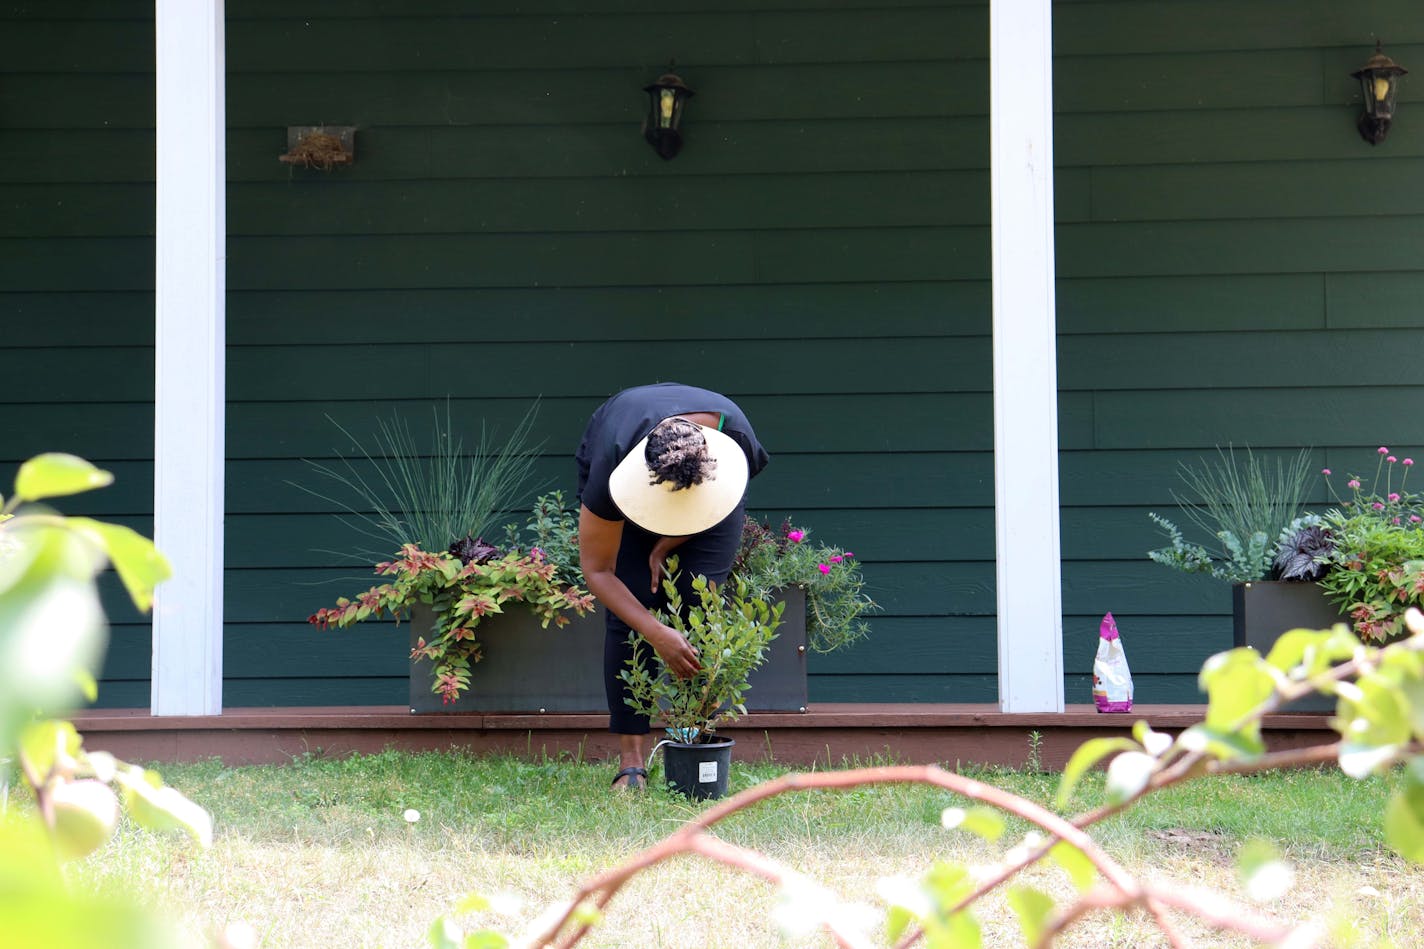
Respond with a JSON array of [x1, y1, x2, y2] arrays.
[[1092, 612, 1133, 713]]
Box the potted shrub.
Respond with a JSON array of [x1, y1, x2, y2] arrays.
[[1146, 446, 1337, 709], [504, 505, 876, 712], [731, 515, 877, 656], [620, 567, 784, 800], [1146, 445, 1337, 646], [1150, 445, 1424, 709], [1310, 449, 1424, 644]]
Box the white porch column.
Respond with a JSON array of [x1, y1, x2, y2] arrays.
[[990, 0, 1064, 712], [152, 0, 225, 715]]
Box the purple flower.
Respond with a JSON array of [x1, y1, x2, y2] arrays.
[[786, 529, 806, 543], [1321, 468, 1332, 475], [1380, 446, 1391, 454], [1349, 479, 1362, 489], [817, 563, 831, 575]]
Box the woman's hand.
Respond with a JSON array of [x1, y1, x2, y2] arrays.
[[643, 623, 701, 679], [648, 535, 690, 592], [580, 506, 699, 679]]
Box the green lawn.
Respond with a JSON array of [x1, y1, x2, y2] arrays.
[[52, 750, 1424, 948]]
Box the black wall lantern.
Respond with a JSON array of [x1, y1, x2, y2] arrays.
[[643, 71, 694, 160], [1352, 42, 1408, 145]]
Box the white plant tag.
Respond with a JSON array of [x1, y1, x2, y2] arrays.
[[698, 761, 718, 783]]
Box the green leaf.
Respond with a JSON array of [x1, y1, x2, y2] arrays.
[[67, 518, 171, 613], [1048, 841, 1097, 892], [1339, 742, 1401, 779], [19, 719, 82, 777], [452, 894, 492, 914], [464, 932, 509, 949], [428, 916, 462, 949], [1007, 886, 1055, 946], [13, 453, 113, 503], [1200, 648, 1275, 745], [1056, 737, 1140, 809], [1131, 720, 1174, 757], [940, 806, 1005, 841], [1238, 839, 1294, 901], [0, 526, 108, 749], [50, 779, 121, 861], [115, 766, 213, 847], [1384, 759, 1424, 862], [1264, 627, 1355, 679], [1105, 751, 1157, 804], [1178, 724, 1266, 761]]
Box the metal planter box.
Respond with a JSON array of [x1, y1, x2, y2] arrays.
[[409, 586, 808, 714], [1232, 580, 1348, 712]]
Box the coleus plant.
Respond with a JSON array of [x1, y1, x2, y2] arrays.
[[309, 542, 594, 704]]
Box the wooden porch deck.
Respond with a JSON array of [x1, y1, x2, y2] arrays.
[[72, 704, 1337, 770]]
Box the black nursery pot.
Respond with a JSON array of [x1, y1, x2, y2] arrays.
[[661, 737, 735, 800]]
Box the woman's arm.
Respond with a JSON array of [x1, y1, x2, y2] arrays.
[[579, 505, 700, 679]]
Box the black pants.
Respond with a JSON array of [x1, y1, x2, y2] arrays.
[[604, 502, 745, 735]]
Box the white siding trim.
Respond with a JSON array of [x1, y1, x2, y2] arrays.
[[152, 0, 226, 715], [990, 0, 1065, 712]]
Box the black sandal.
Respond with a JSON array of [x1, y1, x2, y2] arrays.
[[611, 766, 648, 790]]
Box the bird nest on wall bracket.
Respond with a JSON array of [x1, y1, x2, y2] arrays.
[[279, 126, 356, 170]]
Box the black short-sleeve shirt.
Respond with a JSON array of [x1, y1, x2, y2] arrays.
[[576, 382, 769, 524]]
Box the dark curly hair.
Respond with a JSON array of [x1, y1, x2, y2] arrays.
[[645, 417, 717, 491]]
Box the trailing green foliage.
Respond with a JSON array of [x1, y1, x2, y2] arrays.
[[294, 401, 542, 563], [309, 543, 593, 705], [620, 564, 783, 742], [1147, 446, 1314, 583], [1317, 451, 1424, 643], [731, 516, 876, 653]]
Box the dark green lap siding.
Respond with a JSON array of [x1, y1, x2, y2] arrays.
[[8, 1, 1424, 710]]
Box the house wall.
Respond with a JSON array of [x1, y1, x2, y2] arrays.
[[3, 1, 1422, 710]]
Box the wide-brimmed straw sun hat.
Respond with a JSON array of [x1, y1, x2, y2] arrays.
[[607, 423, 748, 536]]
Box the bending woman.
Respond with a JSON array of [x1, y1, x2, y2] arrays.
[[575, 382, 769, 789]]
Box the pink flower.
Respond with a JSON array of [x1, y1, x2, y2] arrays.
[[1380, 447, 1391, 454], [817, 563, 831, 575], [530, 546, 544, 560], [1395, 518, 1403, 525], [1389, 456, 1398, 464], [1407, 459, 1416, 466], [786, 529, 805, 543], [1321, 468, 1332, 475], [1390, 493, 1401, 503], [830, 555, 843, 563], [1349, 479, 1362, 489], [1412, 515, 1422, 524], [844, 551, 854, 558], [1374, 502, 1386, 511]]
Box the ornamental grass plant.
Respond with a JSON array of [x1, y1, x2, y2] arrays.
[[1147, 446, 1316, 584], [293, 400, 542, 564]]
